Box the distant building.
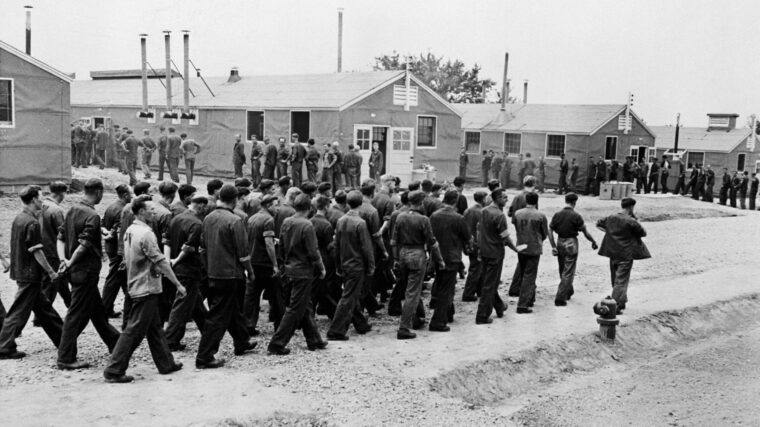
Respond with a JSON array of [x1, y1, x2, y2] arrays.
[[0, 39, 72, 190], [457, 103, 656, 187]]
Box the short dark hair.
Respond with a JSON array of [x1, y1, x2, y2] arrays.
[[523, 176, 536, 187], [178, 184, 196, 200], [84, 178, 104, 194], [360, 180, 376, 197], [234, 177, 252, 188], [180, 133, 187, 138], [293, 194, 312, 212], [133, 182, 151, 196], [207, 179, 224, 195], [315, 195, 331, 211], [409, 190, 426, 206], [453, 176, 465, 187], [115, 184, 131, 198], [442, 190, 459, 205], [473, 191, 487, 204], [317, 182, 332, 193], [237, 187, 251, 198], [421, 179, 433, 192], [19, 185, 40, 204], [49, 181, 68, 194], [131, 195, 152, 215], [307, 138, 315, 146], [431, 183, 443, 193], [408, 181, 421, 191], [218, 184, 238, 204], [621, 197, 636, 209], [334, 190, 347, 204], [278, 176, 292, 187], [259, 179, 275, 192], [565, 192, 579, 204], [525, 192, 539, 205], [300, 181, 317, 195], [399, 190, 410, 205], [158, 181, 178, 197], [487, 179, 501, 192], [347, 190, 363, 209], [168, 127, 176, 132], [490, 188, 505, 202]]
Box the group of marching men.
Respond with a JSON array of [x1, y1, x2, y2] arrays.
[[0, 170, 650, 383]]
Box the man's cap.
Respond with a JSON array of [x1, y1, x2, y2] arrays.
[[317, 182, 332, 193], [235, 177, 252, 188], [408, 190, 426, 206], [191, 195, 208, 204], [49, 181, 68, 194], [84, 178, 104, 191], [19, 185, 40, 201], [300, 181, 317, 194], [621, 197, 636, 208], [260, 194, 278, 206], [278, 176, 291, 186], [258, 179, 275, 191]]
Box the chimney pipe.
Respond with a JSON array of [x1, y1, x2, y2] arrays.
[[523, 80, 528, 104], [164, 31, 173, 114], [24, 5, 32, 55], [140, 34, 148, 112], [337, 8, 344, 73], [182, 30, 190, 113], [500, 52, 509, 111]]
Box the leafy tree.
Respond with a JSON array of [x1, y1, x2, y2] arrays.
[[373, 51, 506, 104]]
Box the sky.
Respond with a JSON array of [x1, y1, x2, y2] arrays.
[[1, 0, 758, 127]]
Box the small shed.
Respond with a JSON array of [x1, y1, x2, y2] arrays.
[[457, 103, 656, 188], [0, 39, 72, 190]]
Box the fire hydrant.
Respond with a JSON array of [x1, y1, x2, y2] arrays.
[[593, 296, 619, 342]]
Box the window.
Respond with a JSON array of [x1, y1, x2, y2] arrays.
[[392, 129, 412, 151], [605, 136, 618, 160], [417, 116, 436, 148], [738, 153, 746, 171], [290, 111, 310, 142], [686, 152, 705, 168], [465, 131, 481, 154], [504, 133, 522, 155], [247, 111, 264, 141], [546, 134, 566, 157], [0, 79, 14, 127], [355, 127, 371, 151]]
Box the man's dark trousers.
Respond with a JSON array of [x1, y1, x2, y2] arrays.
[[328, 270, 370, 336], [158, 152, 169, 181], [476, 256, 505, 321], [104, 294, 176, 376], [610, 259, 633, 306], [168, 157, 180, 183], [508, 260, 523, 297], [462, 251, 482, 300], [102, 254, 128, 317], [269, 276, 322, 350], [42, 258, 71, 308], [244, 266, 284, 331], [554, 238, 578, 303], [165, 275, 206, 347], [196, 279, 250, 363], [649, 174, 658, 193], [0, 281, 63, 354], [291, 162, 303, 187], [234, 161, 244, 178], [516, 254, 540, 309], [430, 269, 457, 329], [251, 160, 262, 187], [58, 269, 121, 363], [660, 173, 669, 194]]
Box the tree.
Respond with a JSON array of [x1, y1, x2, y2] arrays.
[[373, 51, 502, 104]]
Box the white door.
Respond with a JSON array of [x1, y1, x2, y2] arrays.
[[389, 127, 414, 186], [354, 125, 372, 181]]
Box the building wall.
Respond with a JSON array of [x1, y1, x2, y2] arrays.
[[0, 49, 71, 189]]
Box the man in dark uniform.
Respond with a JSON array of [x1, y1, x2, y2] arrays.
[[167, 127, 182, 183], [507, 176, 537, 298], [481, 150, 492, 187], [536, 155, 546, 192], [311, 196, 339, 317], [101, 184, 135, 319], [502, 153, 512, 189], [232, 134, 246, 178], [290, 134, 307, 186], [0, 186, 63, 360], [196, 185, 256, 369], [513, 192, 555, 313], [40, 182, 71, 309], [595, 156, 607, 195], [476, 188, 519, 324], [660, 156, 671, 194], [750, 173, 758, 210], [695, 166, 707, 200], [570, 158, 579, 192], [550, 193, 597, 306], [371, 176, 397, 304], [462, 191, 487, 301], [157, 127, 169, 181], [703, 165, 715, 203], [57, 179, 121, 370], [123, 129, 140, 186], [171, 184, 195, 217], [139, 129, 156, 179], [369, 142, 384, 182], [391, 190, 443, 339], [558, 153, 569, 194], [739, 171, 749, 209], [332, 142, 345, 190], [250, 135, 263, 187], [729, 171, 739, 207], [622, 157, 634, 182], [263, 138, 277, 180], [719, 168, 731, 205], [648, 157, 660, 194], [267, 194, 327, 355], [93, 124, 108, 169], [429, 190, 471, 332], [306, 139, 321, 183], [453, 176, 468, 215], [276, 137, 290, 179], [636, 160, 648, 194], [585, 156, 596, 195], [72, 121, 88, 168], [344, 144, 360, 189], [459, 147, 468, 179], [491, 151, 503, 184]]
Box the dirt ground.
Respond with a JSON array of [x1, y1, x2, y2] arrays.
[[0, 167, 758, 426]]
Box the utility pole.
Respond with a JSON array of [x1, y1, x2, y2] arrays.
[[674, 113, 680, 152]]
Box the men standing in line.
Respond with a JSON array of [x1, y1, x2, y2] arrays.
[[558, 153, 569, 194], [103, 196, 186, 383], [491, 151, 503, 183], [332, 142, 345, 190], [729, 171, 739, 208], [93, 124, 108, 170], [739, 171, 749, 209], [167, 127, 182, 183], [57, 179, 121, 370], [180, 133, 201, 185], [196, 185, 256, 369], [392, 191, 443, 339], [703, 165, 715, 203], [101, 184, 135, 319], [157, 127, 169, 181], [459, 147, 468, 179], [648, 157, 660, 194], [0, 186, 63, 360], [276, 137, 290, 179], [344, 144, 360, 189], [429, 190, 471, 332], [660, 155, 671, 194], [461, 191, 487, 302], [262, 138, 277, 180], [750, 173, 758, 210], [369, 142, 384, 182], [719, 167, 730, 205], [321, 143, 336, 184], [476, 188, 519, 324], [123, 129, 139, 186], [39, 182, 71, 310], [290, 134, 307, 187], [250, 135, 263, 187], [549, 193, 597, 306], [139, 129, 156, 179], [306, 139, 321, 183], [267, 194, 327, 355], [513, 192, 555, 314], [585, 156, 596, 195], [232, 134, 246, 179], [481, 150, 491, 187], [596, 197, 650, 313]]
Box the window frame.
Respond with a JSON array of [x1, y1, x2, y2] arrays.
[[605, 135, 618, 160], [503, 132, 522, 156], [415, 115, 438, 149], [289, 110, 311, 143], [545, 133, 567, 159], [738, 153, 747, 171], [686, 151, 705, 168], [246, 110, 265, 142], [464, 130, 481, 154], [0, 78, 15, 128]]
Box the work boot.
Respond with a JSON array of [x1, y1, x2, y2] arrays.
[[428, 324, 450, 332], [396, 329, 417, 340], [475, 317, 493, 325], [159, 362, 183, 375], [326, 333, 349, 341], [267, 345, 291, 356], [0, 350, 26, 360], [57, 360, 90, 370], [195, 358, 225, 369], [104, 373, 134, 383], [307, 341, 328, 351], [516, 307, 533, 314], [234, 341, 257, 356]]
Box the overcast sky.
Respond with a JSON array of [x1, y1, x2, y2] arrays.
[[1, 0, 758, 127]]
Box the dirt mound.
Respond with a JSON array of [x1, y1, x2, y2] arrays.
[[429, 293, 760, 406]]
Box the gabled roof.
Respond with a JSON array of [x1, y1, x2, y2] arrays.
[[456, 103, 644, 135], [651, 125, 752, 153], [0, 39, 73, 83], [71, 70, 425, 110]]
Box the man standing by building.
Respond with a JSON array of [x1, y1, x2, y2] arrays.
[[369, 142, 384, 182], [123, 129, 140, 186], [459, 147, 468, 179], [57, 179, 121, 370], [648, 157, 660, 194], [93, 124, 108, 170], [138, 129, 156, 180], [391, 191, 443, 339], [461, 191, 487, 302], [585, 156, 596, 195], [72, 120, 88, 168], [429, 190, 471, 332], [0, 186, 63, 360], [481, 150, 491, 187], [570, 158, 579, 192], [660, 155, 671, 194], [232, 134, 246, 179], [250, 135, 263, 187], [332, 142, 345, 190], [749, 172, 758, 210], [306, 139, 321, 183], [344, 144, 360, 189], [596, 197, 650, 313], [558, 153, 569, 194], [513, 192, 555, 313], [180, 133, 201, 185], [729, 171, 740, 208], [157, 127, 169, 181], [719, 167, 731, 205], [703, 165, 715, 203], [276, 137, 290, 179], [167, 127, 182, 183], [103, 196, 186, 383], [290, 134, 307, 187], [491, 151, 503, 184], [321, 143, 336, 184], [262, 138, 277, 180], [267, 194, 327, 355], [738, 171, 749, 209], [550, 193, 597, 306], [595, 156, 607, 195], [196, 185, 256, 369], [536, 155, 546, 193], [502, 153, 512, 189]]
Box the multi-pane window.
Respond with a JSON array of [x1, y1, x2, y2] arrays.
[[687, 152, 705, 168], [417, 116, 436, 147], [605, 136, 618, 160], [0, 79, 13, 126], [504, 133, 521, 155], [392, 129, 411, 151], [546, 134, 566, 157], [465, 131, 481, 154], [355, 128, 371, 151]]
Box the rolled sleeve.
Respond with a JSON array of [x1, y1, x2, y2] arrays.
[[25, 221, 43, 253], [78, 213, 101, 250], [140, 232, 166, 264]]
